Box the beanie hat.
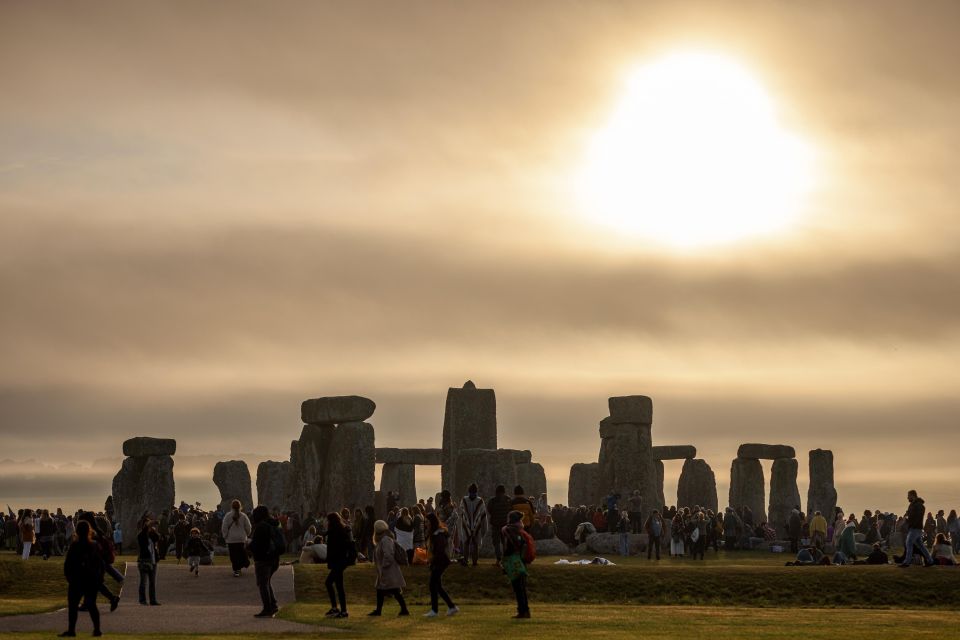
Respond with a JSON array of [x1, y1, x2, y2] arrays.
[[508, 510, 523, 524], [374, 519, 389, 535]]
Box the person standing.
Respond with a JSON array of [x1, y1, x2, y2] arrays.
[[502, 510, 531, 619], [221, 500, 252, 577], [19, 509, 35, 560], [457, 483, 488, 567], [173, 513, 190, 562], [644, 510, 663, 560], [394, 508, 415, 564], [604, 491, 621, 533], [616, 511, 630, 556], [60, 521, 103, 638], [627, 491, 643, 534], [136, 519, 160, 606], [249, 506, 282, 617], [787, 508, 802, 554], [899, 490, 935, 568], [367, 520, 409, 616], [487, 485, 512, 567], [424, 512, 458, 617], [323, 511, 355, 619]]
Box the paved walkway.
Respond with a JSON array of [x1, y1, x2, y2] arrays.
[[0, 562, 324, 634]]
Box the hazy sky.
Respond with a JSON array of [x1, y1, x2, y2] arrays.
[[2, 1, 958, 515]]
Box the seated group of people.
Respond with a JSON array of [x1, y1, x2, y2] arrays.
[[787, 533, 957, 567]]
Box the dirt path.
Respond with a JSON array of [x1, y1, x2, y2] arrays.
[[0, 562, 325, 634]]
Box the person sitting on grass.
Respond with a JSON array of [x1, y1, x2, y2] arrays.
[[368, 519, 410, 617], [931, 533, 957, 566], [865, 542, 889, 565], [184, 527, 212, 576]]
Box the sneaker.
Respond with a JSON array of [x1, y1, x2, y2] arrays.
[[336, 611, 349, 618], [233, 571, 240, 577], [423, 610, 438, 618], [110, 596, 120, 612], [324, 608, 340, 617], [513, 611, 531, 619], [447, 606, 460, 616], [254, 610, 275, 618], [367, 610, 382, 616]]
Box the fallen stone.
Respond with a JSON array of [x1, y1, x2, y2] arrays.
[[535, 537, 573, 556], [375, 448, 442, 465], [586, 532, 648, 555], [300, 395, 376, 425], [768, 458, 801, 537], [122, 437, 176, 458], [213, 460, 253, 513], [256, 461, 290, 513], [652, 445, 697, 460], [737, 443, 796, 460], [111, 454, 175, 550], [677, 458, 718, 513], [607, 395, 653, 425], [807, 449, 837, 521]]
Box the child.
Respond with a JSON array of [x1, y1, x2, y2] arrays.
[[184, 528, 211, 576]]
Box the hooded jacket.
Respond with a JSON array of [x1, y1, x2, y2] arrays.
[[907, 497, 926, 530]]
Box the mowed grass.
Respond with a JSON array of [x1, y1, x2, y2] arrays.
[[294, 552, 960, 610], [0, 552, 67, 616]]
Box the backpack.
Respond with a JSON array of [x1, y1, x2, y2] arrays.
[[270, 523, 286, 558], [392, 538, 408, 565], [98, 536, 116, 566], [519, 529, 536, 564]]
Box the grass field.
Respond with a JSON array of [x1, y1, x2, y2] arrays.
[[2, 550, 959, 638]]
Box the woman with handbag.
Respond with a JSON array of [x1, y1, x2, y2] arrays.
[[367, 520, 409, 616]]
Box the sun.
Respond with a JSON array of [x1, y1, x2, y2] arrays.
[[576, 51, 816, 248]]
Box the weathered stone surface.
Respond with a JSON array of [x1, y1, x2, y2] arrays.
[[652, 445, 697, 460], [607, 395, 653, 425], [111, 454, 175, 550], [213, 460, 253, 513], [285, 423, 335, 516], [516, 462, 547, 501], [507, 449, 533, 464], [380, 463, 417, 506], [322, 421, 376, 511], [598, 421, 657, 512], [256, 460, 290, 513], [441, 381, 497, 493], [854, 543, 875, 557], [122, 437, 176, 457], [807, 449, 837, 521], [737, 443, 796, 460], [729, 457, 766, 523], [535, 537, 573, 556], [768, 458, 801, 537], [300, 395, 376, 425], [677, 458, 718, 512], [652, 459, 665, 513], [568, 462, 599, 507], [453, 448, 516, 499], [586, 532, 648, 555], [375, 448, 442, 465]]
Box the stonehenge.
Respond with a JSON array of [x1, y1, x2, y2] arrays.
[[738, 443, 796, 460], [807, 449, 838, 519], [677, 458, 718, 513], [256, 460, 290, 513], [380, 463, 417, 505], [568, 462, 599, 508], [441, 380, 497, 495], [111, 437, 176, 550], [375, 448, 442, 465], [301, 395, 376, 425], [652, 445, 697, 460], [516, 461, 547, 501], [729, 457, 766, 523], [212, 460, 253, 513], [454, 448, 518, 499], [768, 457, 801, 536]]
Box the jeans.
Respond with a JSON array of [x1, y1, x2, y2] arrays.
[[138, 562, 157, 604], [901, 528, 934, 566], [619, 533, 630, 556], [491, 527, 504, 562], [511, 575, 529, 615], [629, 513, 642, 534], [325, 566, 346, 611], [647, 535, 661, 559], [67, 583, 100, 634], [375, 588, 408, 614], [429, 565, 455, 611], [255, 559, 279, 612]]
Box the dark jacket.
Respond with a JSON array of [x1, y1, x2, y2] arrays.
[[325, 524, 355, 570], [907, 498, 926, 530], [184, 536, 210, 557], [428, 528, 451, 569], [137, 528, 160, 564], [64, 539, 104, 586], [249, 517, 280, 563], [488, 494, 513, 528]]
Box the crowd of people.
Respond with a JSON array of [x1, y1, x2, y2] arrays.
[[3, 485, 957, 635]]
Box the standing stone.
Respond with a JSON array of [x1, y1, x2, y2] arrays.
[[213, 460, 253, 513], [441, 381, 497, 494], [380, 463, 417, 506], [285, 423, 335, 516], [807, 449, 838, 521], [256, 460, 291, 513], [323, 421, 376, 512], [677, 458, 718, 513], [454, 448, 517, 500], [516, 462, 547, 502], [768, 458, 801, 537], [300, 395, 376, 425], [597, 413, 656, 512], [568, 462, 599, 507], [653, 460, 665, 513], [728, 457, 766, 523], [112, 452, 175, 551]]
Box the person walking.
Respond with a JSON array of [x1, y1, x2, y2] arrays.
[[19, 509, 35, 560], [184, 528, 212, 577], [76, 512, 122, 612], [221, 500, 252, 577], [487, 485, 512, 567], [136, 519, 160, 606], [248, 505, 282, 617], [173, 513, 190, 562], [644, 510, 663, 560], [502, 510, 531, 619], [367, 520, 410, 617], [899, 490, 935, 567], [424, 511, 458, 617], [457, 483, 488, 567], [59, 521, 104, 638], [323, 511, 355, 619]]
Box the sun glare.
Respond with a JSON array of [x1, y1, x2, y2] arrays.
[[576, 51, 816, 248]]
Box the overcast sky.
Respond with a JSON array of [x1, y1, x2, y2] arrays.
[[1, 1, 958, 515]]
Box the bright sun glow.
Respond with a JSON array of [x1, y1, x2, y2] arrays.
[[577, 51, 816, 248]]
